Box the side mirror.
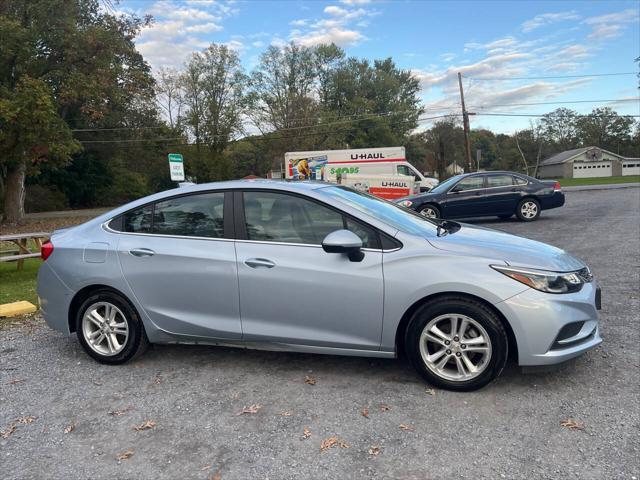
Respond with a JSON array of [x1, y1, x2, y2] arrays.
[[322, 230, 364, 262]]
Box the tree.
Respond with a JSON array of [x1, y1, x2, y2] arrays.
[[0, 77, 80, 222], [156, 67, 184, 130], [575, 107, 635, 154], [180, 44, 248, 181], [539, 108, 579, 151], [0, 0, 156, 221]]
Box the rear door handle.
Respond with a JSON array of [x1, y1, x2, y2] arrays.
[[130, 248, 155, 257], [245, 258, 276, 269]]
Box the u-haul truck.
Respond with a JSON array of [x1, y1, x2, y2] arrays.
[[284, 147, 438, 198], [339, 173, 417, 200]]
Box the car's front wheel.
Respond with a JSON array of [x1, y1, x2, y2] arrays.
[[418, 204, 441, 219], [76, 290, 148, 364], [516, 198, 540, 221], [405, 296, 508, 391]]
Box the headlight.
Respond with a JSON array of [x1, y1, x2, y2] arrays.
[[490, 265, 591, 294], [398, 200, 413, 207]]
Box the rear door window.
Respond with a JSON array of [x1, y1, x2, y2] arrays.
[[153, 193, 225, 238], [486, 175, 514, 188], [123, 205, 153, 233]]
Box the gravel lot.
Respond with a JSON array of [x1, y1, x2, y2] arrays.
[[1, 187, 639, 480]]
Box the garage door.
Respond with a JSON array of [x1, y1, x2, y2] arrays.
[[573, 162, 612, 178], [622, 162, 640, 176]]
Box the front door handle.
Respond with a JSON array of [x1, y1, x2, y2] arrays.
[[130, 248, 155, 257], [245, 258, 276, 269]]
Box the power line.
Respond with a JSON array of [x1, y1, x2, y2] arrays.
[[476, 112, 640, 118], [463, 72, 636, 81], [469, 98, 639, 109]]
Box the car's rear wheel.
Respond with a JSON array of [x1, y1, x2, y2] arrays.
[[76, 290, 148, 364], [405, 296, 508, 391], [516, 198, 540, 221], [418, 204, 440, 219]]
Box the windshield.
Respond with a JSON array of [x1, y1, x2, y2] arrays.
[[321, 186, 439, 237], [429, 175, 462, 194]]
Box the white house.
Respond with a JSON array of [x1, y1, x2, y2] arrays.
[[538, 146, 639, 179]]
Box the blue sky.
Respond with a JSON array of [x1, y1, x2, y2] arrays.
[[121, 0, 640, 132]]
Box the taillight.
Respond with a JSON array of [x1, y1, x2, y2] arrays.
[[553, 181, 561, 191], [41, 241, 54, 260]]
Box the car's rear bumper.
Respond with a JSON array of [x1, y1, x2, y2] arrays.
[[541, 191, 565, 210], [36, 262, 73, 335], [494, 281, 601, 366]]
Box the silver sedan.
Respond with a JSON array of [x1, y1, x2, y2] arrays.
[[36, 180, 602, 391]]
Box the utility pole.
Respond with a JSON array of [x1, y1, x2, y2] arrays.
[[458, 72, 473, 172]]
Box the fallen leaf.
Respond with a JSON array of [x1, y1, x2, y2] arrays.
[[399, 423, 413, 431], [379, 404, 391, 412], [201, 464, 212, 471], [560, 418, 585, 430], [64, 422, 76, 434], [108, 406, 134, 417], [0, 424, 16, 439], [7, 378, 24, 385], [117, 449, 134, 460], [305, 375, 316, 386], [279, 411, 293, 417], [320, 437, 338, 451], [425, 388, 436, 396], [16, 416, 36, 424], [302, 427, 312, 439], [235, 404, 262, 416], [361, 407, 369, 418], [133, 420, 156, 431], [338, 439, 350, 449], [368, 446, 381, 457]]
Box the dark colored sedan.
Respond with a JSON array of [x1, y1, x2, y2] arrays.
[[395, 171, 564, 221]]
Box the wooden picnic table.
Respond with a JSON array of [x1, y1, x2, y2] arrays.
[[0, 232, 51, 270]]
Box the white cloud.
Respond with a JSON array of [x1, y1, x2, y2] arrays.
[[583, 9, 639, 40], [291, 27, 365, 47], [325, 5, 348, 16], [185, 22, 223, 33], [339, 0, 371, 4], [289, 19, 308, 26], [521, 11, 580, 33], [252, 40, 265, 48]]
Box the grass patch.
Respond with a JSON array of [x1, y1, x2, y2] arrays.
[[0, 258, 41, 306], [558, 176, 640, 187]]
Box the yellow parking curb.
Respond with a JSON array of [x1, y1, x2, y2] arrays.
[[0, 301, 37, 318]]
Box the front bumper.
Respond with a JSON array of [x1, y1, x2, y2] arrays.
[[494, 281, 602, 366]]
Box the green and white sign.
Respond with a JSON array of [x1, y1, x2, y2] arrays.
[[168, 153, 185, 181]]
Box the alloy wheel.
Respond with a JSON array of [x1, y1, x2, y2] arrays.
[[81, 302, 129, 356], [419, 314, 492, 381], [520, 201, 538, 219], [419, 207, 438, 218]]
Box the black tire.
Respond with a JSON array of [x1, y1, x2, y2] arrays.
[[417, 204, 441, 219], [497, 213, 513, 219], [404, 295, 508, 392], [516, 198, 540, 222], [75, 290, 148, 365]]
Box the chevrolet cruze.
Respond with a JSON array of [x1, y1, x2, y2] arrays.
[[37, 180, 602, 391]]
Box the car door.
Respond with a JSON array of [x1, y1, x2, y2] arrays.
[[441, 175, 486, 217], [115, 191, 242, 340], [234, 190, 384, 350], [482, 174, 521, 215]]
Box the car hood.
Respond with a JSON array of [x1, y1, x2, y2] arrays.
[[428, 223, 585, 271]]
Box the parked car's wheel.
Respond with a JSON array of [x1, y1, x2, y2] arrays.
[[405, 295, 508, 391], [497, 213, 513, 219], [516, 198, 540, 221], [76, 290, 148, 364], [418, 204, 441, 219]]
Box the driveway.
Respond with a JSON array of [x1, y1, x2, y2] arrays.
[[1, 187, 639, 479]]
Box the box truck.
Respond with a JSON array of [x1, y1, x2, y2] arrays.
[[284, 147, 438, 195]]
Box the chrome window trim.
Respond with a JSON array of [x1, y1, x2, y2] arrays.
[[102, 221, 400, 252]]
